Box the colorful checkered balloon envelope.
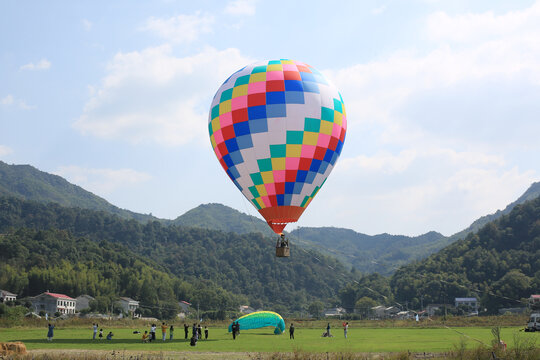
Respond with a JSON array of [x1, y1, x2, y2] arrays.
[[209, 59, 347, 234]]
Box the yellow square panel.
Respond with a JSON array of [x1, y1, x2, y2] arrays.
[[334, 112, 343, 126], [249, 72, 266, 83], [255, 184, 268, 197], [320, 120, 333, 135], [286, 144, 302, 157], [271, 158, 286, 170], [261, 171, 274, 183], [210, 136, 217, 149], [211, 118, 221, 132], [219, 100, 231, 115], [232, 84, 248, 98], [255, 198, 264, 208], [303, 132, 318, 145], [281, 59, 294, 64], [267, 64, 283, 71]]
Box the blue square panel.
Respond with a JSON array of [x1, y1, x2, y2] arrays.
[[249, 118, 268, 133], [248, 105, 267, 120], [229, 150, 244, 165], [236, 134, 253, 150], [266, 91, 286, 104], [305, 171, 317, 184], [285, 182, 295, 194], [285, 91, 305, 104], [225, 138, 239, 153], [266, 104, 287, 118], [302, 82, 320, 93], [293, 182, 304, 194], [233, 121, 250, 136], [285, 80, 303, 91]]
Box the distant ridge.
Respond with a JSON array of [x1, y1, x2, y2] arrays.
[[172, 203, 274, 236], [0, 160, 157, 223], [447, 181, 540, 242]]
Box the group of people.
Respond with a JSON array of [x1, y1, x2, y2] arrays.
[[321, 322, 349, 338], [231, 321, 241, 340], [142, 323, 175, 342], [187, 323, 209, 346], [90, 323, 113, 340]]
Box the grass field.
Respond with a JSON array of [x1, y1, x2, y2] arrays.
[[0, 325, 537, 355]]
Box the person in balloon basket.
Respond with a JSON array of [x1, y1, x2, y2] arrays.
[[278, 233, 289, 248], [289, 323, 295, 339]]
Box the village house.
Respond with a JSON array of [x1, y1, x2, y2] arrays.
[[455, 297, 478, 314], [0, 290, 17, 303], [239, 305, 255, 314], [529, 294, 540, 309], [29, 292, 76, 315], [116, 297, 139, 316], [75, 294, 95, 311]]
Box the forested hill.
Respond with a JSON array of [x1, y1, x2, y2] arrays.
[[389, 195, 540, 313], [447, 181, 540, 243], [0, 161, 157, 223], [172, 203, 274, 236], [290, 227, 447, 275], [0, 197, 351, 313], [0, 228, 243, 318]]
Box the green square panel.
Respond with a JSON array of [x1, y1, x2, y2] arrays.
[[250, 173, 264, 185], [235, 75, 250, 86], [249, 186, 260, 198], [286, 131, 304, 145], [321, 107, 334, 122], [304, 118, 321, 132], [333, 98, 343, 113], [252, 65, 267, 73], [257, 158, 273, 172], [270, 144, 287, 158], [220, 88, 233, 102]]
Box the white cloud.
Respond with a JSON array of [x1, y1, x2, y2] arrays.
[[426, 1, 540, 43], [317, 2, 540, 235], [371, 5, 387, 15], [0, 145, 13, 157], [225, 0, 257, 16], [1, 94, 33, 109], [1, 95, 14, 105], [55, 166, 152, 195], [20, 58, 51, 71], [142, 13, 214, 44], [74, 45, 252, 146], [82, 19, 93, 31]]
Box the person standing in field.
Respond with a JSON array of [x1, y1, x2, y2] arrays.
[[197, 324, 202, 338], [47, 323, 54, 341], [232, 322, 237, 340], [99, 328, 103, 340], [184, 323, 189, 339], [326, 323, 331, 337], [289, 323, 295, 339], [192, 323, 197, 339], [169, 325, 174, 340], [204, 326, 208, 339], [161, 322, 167, 341], [343, 322, 348, 338], [92, 323, 98, 340]]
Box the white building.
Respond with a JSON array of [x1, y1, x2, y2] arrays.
[[455, 297, 478, 314], [117, 297, 139, 316], [0, 290, 17, 303], [30, 292, 76, 315]]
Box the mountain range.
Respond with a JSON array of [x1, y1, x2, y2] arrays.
[[1, 160, 539, 275]]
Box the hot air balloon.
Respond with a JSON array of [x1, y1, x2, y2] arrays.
[[228, 311, 286, 335], [208, 59, 347, 256]]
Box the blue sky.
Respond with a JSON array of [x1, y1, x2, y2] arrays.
[[2, 0, 540, 236]]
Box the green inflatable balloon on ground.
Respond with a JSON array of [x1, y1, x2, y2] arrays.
[[228, 311, 286, 334]]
